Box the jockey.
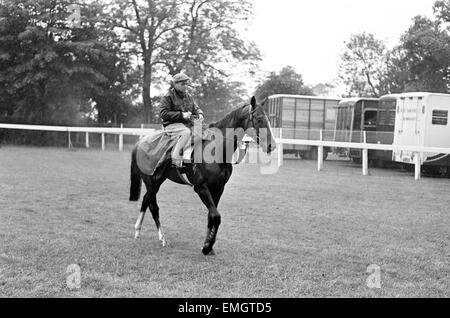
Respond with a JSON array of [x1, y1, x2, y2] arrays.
[[159, 73, 204, 168]]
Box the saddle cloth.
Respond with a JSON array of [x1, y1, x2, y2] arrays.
[[136, 130, 177, 175], [136, 126, 215, 176]]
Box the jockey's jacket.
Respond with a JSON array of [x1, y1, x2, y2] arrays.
[[159, 88, 204, 127]]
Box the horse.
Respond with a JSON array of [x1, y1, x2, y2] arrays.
[[129, 96, 276, 255]]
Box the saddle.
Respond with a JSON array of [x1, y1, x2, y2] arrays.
[[136, 127, 248, 176], [136, 126, 214, 176]]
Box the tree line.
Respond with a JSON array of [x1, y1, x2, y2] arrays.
[[0, 0, 262, 131], [339, 0, 450, 97], [1, 0, 449, 140]]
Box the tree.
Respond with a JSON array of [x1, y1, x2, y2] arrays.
[[312, 83, 337, 97], [254, 66, 314, 103], [351, 1, 450, 95], [434, 0, 450, 24], [387, 14, 450, 93], [191, 75, 247, 123], [338, 32, 388, 97], [0, 0, 130, 127], [379, 47, 410, 94], [103, 0, 260, 123]]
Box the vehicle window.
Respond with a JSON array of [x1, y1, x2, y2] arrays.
[[364, 110, 377, 127], [432, 110, 448, 125]]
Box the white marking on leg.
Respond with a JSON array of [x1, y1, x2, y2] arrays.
[[134, 212, 145, 239], [158, 228, 166, 247]]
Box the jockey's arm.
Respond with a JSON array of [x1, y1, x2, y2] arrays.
[[192, 100, 204, 120], [160, 95, 184, 123]]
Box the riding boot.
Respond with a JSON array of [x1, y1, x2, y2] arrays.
[[172, 158, 183, 168]]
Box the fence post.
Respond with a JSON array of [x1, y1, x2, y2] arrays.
[[317, 129, 323, 171], [414, 152, 421, 181], [140, 124, 145, 139], [67, 129, 72, 149], [85, 132, 89, 148], [362, 131, 369, 176], [101, 133, 105, 151], [119, 124, 123, 152], [277, 128, 283, 167]]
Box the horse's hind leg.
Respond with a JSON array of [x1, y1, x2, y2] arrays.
[[135, 192, 150, 239], [148, 193, 167, 247], [135, 174, 167, 246], [134, 175, 157, 239]]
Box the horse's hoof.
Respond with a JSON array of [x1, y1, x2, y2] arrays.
[[202, 244, 214, 256], [134, 233, 140, 239]]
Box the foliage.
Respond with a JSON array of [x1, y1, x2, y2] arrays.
[[254, 66, 314, 103], [190, 75, 247, 123], [434, 0, 450, 24], [102, 0, 260, 123], [338, 32, 388, 97], [312, 83, 337, 97], [0, 0, 132, 136], [339, 1, 450, 95], [388, 15, 450, 93]]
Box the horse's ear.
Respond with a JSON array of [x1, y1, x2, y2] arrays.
[[250, 96, 257, 110]]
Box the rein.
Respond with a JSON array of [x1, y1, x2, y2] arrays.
[[201, 104, 259, 165], [246, 104, 261, 144]]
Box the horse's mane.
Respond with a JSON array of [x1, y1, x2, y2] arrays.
[[208, 105, 248, 129]]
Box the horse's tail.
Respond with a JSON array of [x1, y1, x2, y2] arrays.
[[129, 146, 142, 201]]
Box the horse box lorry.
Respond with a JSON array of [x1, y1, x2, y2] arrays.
[[370, 94, 399, 166], [266, 94, 341, 159], [333, 97, 379, 163], [393, 92, 450, 172]]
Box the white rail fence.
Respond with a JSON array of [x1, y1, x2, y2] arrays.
[[0, 123, 156, 151], [2, 123, 450, 181], [276, 130, 450, 181]]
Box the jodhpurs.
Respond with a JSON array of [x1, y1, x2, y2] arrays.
[[164, 123, 192, 161]]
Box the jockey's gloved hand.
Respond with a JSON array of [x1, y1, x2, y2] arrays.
[[198, 114, 204, 121], [182, 111, 192, 120]]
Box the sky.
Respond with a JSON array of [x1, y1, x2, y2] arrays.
[[245, 0, 437, 91]]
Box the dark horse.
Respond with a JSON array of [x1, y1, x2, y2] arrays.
[[129, 96, 276, 255]]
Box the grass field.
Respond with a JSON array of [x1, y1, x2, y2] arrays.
[[0, 146, 448, 297]]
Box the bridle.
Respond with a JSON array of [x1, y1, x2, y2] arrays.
[[246, 104, 261, 144]]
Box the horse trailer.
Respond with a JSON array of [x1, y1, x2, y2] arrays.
[[266, 94, 341, 159], [333, 97, 379, 163], [370, 94, 399, 166], [392, 92, 450, 174]]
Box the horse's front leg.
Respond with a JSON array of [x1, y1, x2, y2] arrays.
[[194, 185, 221, 255]]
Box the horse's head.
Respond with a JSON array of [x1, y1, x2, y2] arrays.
[[245, 96, 276, 154]]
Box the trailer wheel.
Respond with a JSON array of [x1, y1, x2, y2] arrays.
[[303, 147, 328, 160], [308, 148, 318, 160], [370, 159, 384, 168]]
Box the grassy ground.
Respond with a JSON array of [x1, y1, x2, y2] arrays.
[[0, 146, 448, 297]]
